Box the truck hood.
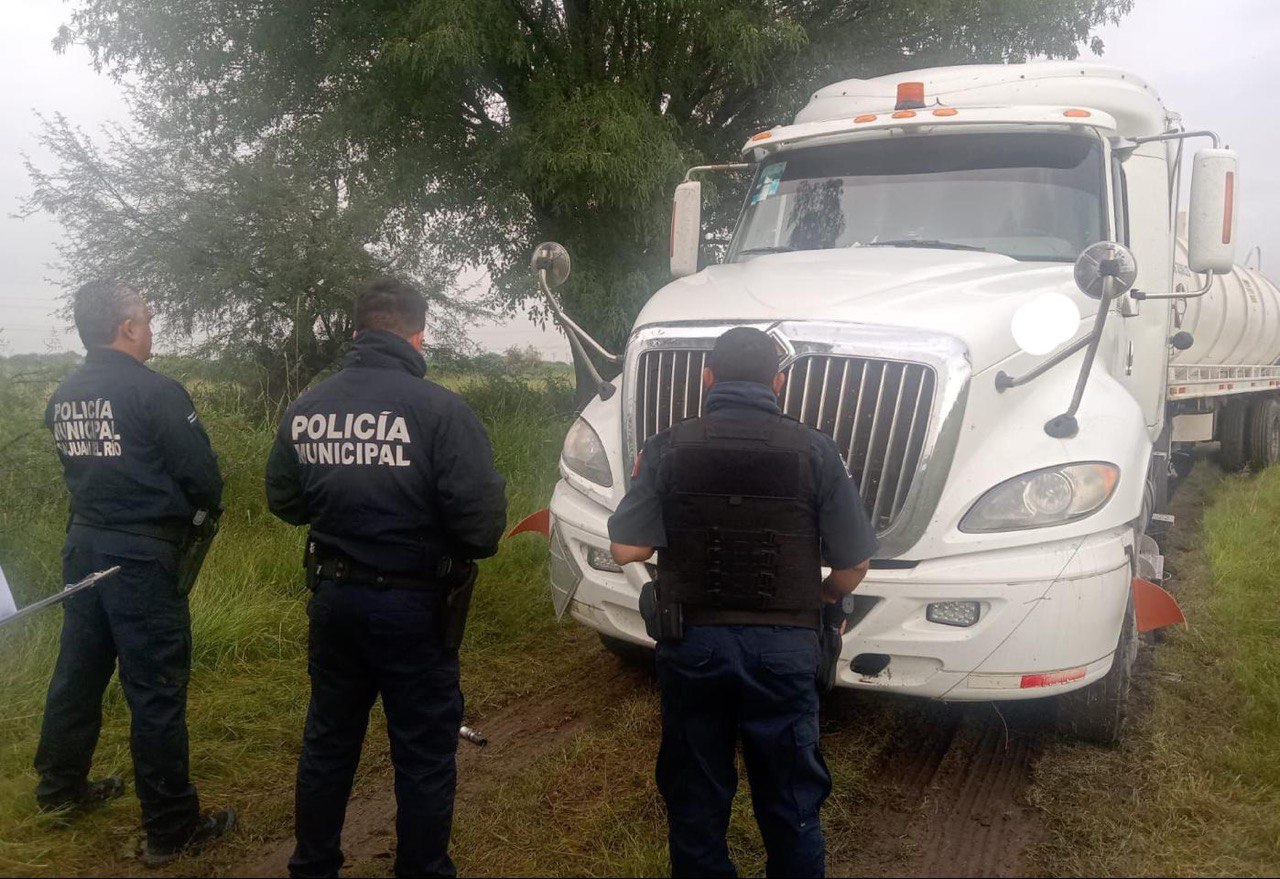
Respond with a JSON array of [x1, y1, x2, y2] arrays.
[[634, 248, 1089, 372]]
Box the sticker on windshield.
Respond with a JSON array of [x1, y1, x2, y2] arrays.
[[750, 162, 786, 205]]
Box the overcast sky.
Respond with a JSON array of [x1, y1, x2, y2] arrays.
[[1, 0, 1276, 357]]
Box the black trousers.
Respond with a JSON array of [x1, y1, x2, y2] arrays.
[[289, 581, 462, 879], [34, 525, 200, 845], [656, 625, 831, 878]]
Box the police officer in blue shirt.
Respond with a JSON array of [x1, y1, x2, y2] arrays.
[[266, 277, 507, 878], [609, 326, 877, 878], [36, 280, 234, 866]]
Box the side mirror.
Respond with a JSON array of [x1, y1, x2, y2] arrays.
[[1186, 149, 1239, 274], [1074, 241, 1137, 300], [530, 241, 571, 288], [670, 180, 702, 278]]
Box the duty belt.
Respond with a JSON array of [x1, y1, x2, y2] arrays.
[[682, 605, 822, 630], [70, 514, 186, 545], [315, 552, 438, 591]]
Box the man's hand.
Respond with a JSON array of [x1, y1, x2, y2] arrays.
[[822, 558, 870, 604], [610, 543, 654, 565]]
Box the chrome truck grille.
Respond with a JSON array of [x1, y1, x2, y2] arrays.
[[633, 349, 936, 532]]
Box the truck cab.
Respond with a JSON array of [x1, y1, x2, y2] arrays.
[[544, 62, 1247, 742]]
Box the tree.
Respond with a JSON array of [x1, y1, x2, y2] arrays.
[[503, 344, 544, 374], [53, 0, 1132, 360], [23, 112, 473, 410]]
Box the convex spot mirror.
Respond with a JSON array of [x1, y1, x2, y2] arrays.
[[670, 180, 702, 279], [1073, 241, 1137, 300], [531, 241, 571, 288], [1186, 149, 1239, 274]]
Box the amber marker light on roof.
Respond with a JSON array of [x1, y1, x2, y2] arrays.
[[892, 110, 916, 119], [854, 114, 877, 123], [933, 108, 958, 117], [749, 130, 773, 142], [1063, 108, 1091, 118], [895, 81, 926, 110]]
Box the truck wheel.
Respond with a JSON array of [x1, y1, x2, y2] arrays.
[[598, 633, 654, 667], [1247, 397, 1280, 469], [1056, 591, 1137, 745], [1217, 401, 1250, 471]]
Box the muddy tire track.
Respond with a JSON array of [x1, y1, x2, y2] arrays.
[[232, 658, 648, 878], [831, 698, 1053, 879]]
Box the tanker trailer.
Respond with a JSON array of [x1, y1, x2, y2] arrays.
[[1167, 230, 1280, 473]]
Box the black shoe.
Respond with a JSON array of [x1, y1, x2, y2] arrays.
[[141, 807, 236, 868], [37, 776, 126, 815]]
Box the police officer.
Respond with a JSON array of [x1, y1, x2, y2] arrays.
[[36, 280, 235, 866], [609, 327, 877, 878], [266, 277, 507, 878]]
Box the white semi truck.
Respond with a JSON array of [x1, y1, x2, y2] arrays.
[[532, 62, 1280, 742]]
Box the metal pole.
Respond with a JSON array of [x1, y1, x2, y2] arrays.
[[0, 567, 121, 631]]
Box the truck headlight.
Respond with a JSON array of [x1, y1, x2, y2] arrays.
[[960, 463, 1118, 533], [562, 418, 613, 488]]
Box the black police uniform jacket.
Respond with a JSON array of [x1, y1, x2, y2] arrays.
[[47, 347, 223, 527], [265, 330, 508, 573]]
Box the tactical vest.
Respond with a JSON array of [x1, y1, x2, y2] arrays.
[[656, 411, 824, 629]]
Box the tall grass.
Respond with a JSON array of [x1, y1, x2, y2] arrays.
[[0, 363, 574, 877], [1029, 462, 1280, 876]]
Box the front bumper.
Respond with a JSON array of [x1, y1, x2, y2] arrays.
[[549, 479, 1132, 701]]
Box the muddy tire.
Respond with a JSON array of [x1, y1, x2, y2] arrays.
[[1056, 591, 1137, 745], [1247, 396, 1280, 469], [1217, 400, 1250, 471], [598, 633, 653, 667]]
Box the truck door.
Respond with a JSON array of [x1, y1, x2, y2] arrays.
[[1114, 145, 1174, 437]]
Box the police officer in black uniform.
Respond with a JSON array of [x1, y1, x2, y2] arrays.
[[36, 280, 235, 866], [266, 277, 507, 878], [609, 327, 877, 878]]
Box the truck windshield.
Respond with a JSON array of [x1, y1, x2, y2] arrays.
[[730, 131, 1107, 263]]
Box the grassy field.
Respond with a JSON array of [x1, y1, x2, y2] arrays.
[[1029, 462, 1280, 877], [0, 358, 576, 876]]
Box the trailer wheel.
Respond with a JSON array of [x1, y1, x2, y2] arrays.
[[1217, 400, 1250, 471], [598, 633, 654, 667], [1056, 590, 1137, 745], [1247, 397, 1280, 469]]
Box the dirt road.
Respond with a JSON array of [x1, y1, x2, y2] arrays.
[[235, 650, 1057, 878]]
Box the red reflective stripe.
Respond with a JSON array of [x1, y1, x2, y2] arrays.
[[631, 452, 644, 478], [1019, 667, 1086, 689], [1223, 171, 1235, 244]]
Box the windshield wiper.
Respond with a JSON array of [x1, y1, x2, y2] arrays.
[[736, 245, 795, 257], [860, 239, 987, 252]]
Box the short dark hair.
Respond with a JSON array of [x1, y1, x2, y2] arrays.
[[707, 327, 780, 386], [73, 280, 143, 348], [354, 277, 427, 336]]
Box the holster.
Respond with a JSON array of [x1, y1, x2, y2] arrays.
[[304, 539, 321, 592], [819, 600, 846, 693], [175, 510, 220, 596], [639, 579, 683, 643], [440, 560, 479, 651]]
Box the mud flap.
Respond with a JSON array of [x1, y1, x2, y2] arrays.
[[509, 507, 551, 540], [1132, 577, 1186, 633]]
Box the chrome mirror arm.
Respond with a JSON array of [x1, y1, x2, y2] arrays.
[[1130, 272, 1214, 301], [539, 269, 617, 401], [1044, 276, 1121, 439], [538, 270, 621, 365]]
